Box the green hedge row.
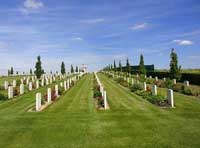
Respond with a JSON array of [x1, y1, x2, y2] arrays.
[[146, 71, 200, 85]]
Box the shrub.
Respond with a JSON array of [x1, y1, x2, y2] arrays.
[[0, 93, 7, 100], [16, 79, 21, 86], [172, 83, 184, 93], [0, 85, 4, 91], [97, 96, 104, 108], [182, 86, 192, 95], [94, 89, 102, 98], [147, 94, 167, 106], [130, 83, 142, 92], [116, 78, 129, 87], [146, 78, 154, 84], [58, 87, 64, 95], [14, 87, 19, 96]]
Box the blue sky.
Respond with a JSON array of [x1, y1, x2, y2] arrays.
[[0, 0, 200, 74]]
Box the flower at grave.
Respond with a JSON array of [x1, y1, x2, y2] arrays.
[[14, 87, 19, 96], [32, 83, 36, 89], [146, 86, 151, 92], [44, 89, 57, 102]]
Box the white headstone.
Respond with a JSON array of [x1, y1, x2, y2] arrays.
[[47, 88, 51, 103], [60, 82, 63, 88], [64, 81, 67, 90], [41, 79, 44, 86], [67, 80, 70, 89], [155, 77, 158, 81], [8, 86, 13, 99], [55, 85, 59, 97], [167, 89, 174, 107], [36, 93, 42, 111], [104, 91, 108, 109], [163, 77, 166, 81], [4, 81, 8, 90], [184, 81, 189, 87], [46, 79, 49, 85], [143, 82, 147, 91], [173, 79, 176, 85], [29, 82, 32, 91], [131, 78, 134, 85], [149, 76, 152, 79], [20, 84, 24, 95], [36, 80, 39, 89], [152, 85, 157, 95], [13, 80, 16, 87]]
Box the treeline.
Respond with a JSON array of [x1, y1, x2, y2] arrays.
[[104, 49, 182, 80], [8, 56, 82, 79]]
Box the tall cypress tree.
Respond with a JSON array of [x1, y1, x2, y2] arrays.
[[8, 70, 10, 76], [71, 65, 74, 73], [10, 67, 14, 75], [139, 54, 146, 74], [119, 60, 122, 72], [169, 48, 181, 80], [126, 58, 131, 74], [61, 62, 66, 75], [34, 56, 44, 79], [114, 60, 117, 72], [30, 69, 33, 75], [75, 66, 79, 73]]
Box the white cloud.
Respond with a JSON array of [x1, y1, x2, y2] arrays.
[[173, 40, 194, 46], [81, 18, 105, 24], [71, 37, 83, 41], [188, 55, 200, 60], [20, 0, 44, 15], [24, 0, 44, 9], [0, 26, 38, 34], [131, 23, 148, 30]]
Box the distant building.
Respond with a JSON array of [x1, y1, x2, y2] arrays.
[[81, 64, 87, 73], [121, 64, 154, 73]]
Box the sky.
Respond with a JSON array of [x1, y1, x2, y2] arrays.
[[0, 0, 200, 74]]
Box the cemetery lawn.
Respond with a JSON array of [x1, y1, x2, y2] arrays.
[[0, 74, 200, 148]]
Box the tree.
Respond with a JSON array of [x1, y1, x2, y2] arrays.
[[61, 62, 66, 75], [114, 60, 117, 72], [119, 60, 122, 72], [169, 48, 181, 80], [126, 58, 131, 74], [75, 66, 79, 73], [30, 69, 33, 75], [139, 54, 146, 74], [10, 67, 14, 75], [71, 65, 74, 73], [8, 70, 10, 76], [34, 56, 44, 79]]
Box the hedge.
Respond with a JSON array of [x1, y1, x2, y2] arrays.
[[146, 71, 200, 85]]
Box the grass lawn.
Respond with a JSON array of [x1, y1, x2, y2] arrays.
[[0, 74, 200, 148]]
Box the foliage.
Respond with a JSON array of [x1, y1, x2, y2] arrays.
[[61, 62, 66, 75], [71, 65, 74, 73], [139, 54, 146, 74], [119, 60, 122, 73], [169, 48, 181, 80], [34, 56, 44, 79], [114, 60, 117, 72], [75, 66, 79, 73], [126, 58, 131, 74], [130, 83, 142, 92]]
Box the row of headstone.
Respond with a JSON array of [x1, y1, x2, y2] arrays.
[[94, 72, 108, 109], [142, 83, 174, 107], [7, 73, 70, 99], [35, 74, 82, 111]]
